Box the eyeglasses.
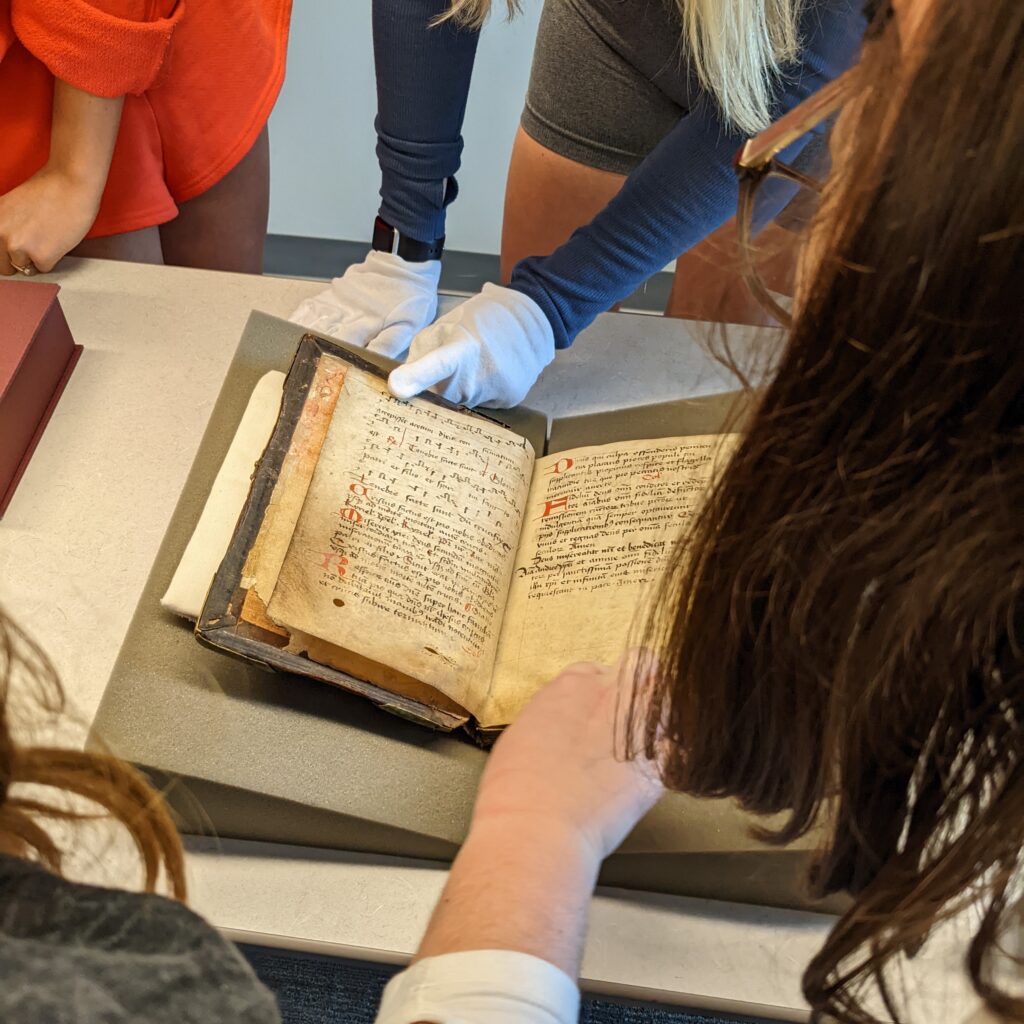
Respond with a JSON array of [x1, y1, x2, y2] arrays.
[[733, 0, 896, 327], [734, 66, 858, 328]]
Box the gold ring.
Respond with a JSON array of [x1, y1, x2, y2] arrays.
[[10, 259, 37, 276]]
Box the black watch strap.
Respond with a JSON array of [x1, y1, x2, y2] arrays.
[[371, 216, 444, 262]]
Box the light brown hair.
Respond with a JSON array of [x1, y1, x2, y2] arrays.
[[0, 608, 186, 899], [637, 2, 1024, 1022]]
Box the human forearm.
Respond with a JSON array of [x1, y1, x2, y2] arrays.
[[291, 0, 477, 349], [375, 661, 663, 1024], [414, 659, 663, 971], [509, 100, 743, 349], [509, 0, 865, 348], [373, 0, 479, 240], [415, 812, 600, 976], [48, 80, 123, 189], [0, 81, 122, 274]]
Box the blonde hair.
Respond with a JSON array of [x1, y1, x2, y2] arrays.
[[440, 0, 804, 135]]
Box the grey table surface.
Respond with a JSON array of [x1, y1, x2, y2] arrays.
[[0, 260, 975, 1022]]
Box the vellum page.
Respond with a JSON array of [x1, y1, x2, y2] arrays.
[[265, 366, 535, 711], [483, 434, 737, 728]]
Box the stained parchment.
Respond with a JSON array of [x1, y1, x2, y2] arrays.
[[483, 434, 737, 728], [241, 355, 349, 612], [265, 366, 534, 709]]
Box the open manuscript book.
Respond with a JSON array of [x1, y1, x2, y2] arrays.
[[198, 335, 737, 738]]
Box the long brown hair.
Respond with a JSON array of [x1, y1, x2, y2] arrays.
[[0, 608, 186, 899], [638, 3, 1024, 1022]]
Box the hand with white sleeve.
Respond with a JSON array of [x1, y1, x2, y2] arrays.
[[375, 655, 664, 1024], [413, 653, 664, 969], [289, 250, 441, 358], [387, 282, 555, 409]]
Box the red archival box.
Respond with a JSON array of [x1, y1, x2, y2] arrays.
[[0, 281, 82, 516]]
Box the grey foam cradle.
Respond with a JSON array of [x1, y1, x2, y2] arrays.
[[90, 309, 845, 914]]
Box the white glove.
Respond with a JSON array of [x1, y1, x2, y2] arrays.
[[289, 250, 441, 358], [387, 283, 555, 409]]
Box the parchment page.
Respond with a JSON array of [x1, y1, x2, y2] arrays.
[[484, 434, 737, 728], [265, 366, 534, 710]]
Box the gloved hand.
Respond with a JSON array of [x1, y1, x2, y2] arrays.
[[388, 283, 555, 409], [289, 250, 441, 358]]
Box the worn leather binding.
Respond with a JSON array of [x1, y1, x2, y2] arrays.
[[195, 334, 545, 735]]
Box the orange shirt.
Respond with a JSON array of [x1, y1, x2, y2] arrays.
[[0, 0, 291, 237]]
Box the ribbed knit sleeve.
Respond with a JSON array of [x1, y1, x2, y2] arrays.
[[510, 0, 866, 349], [11, 0, 184, 97], [373, 0, 479, 241]]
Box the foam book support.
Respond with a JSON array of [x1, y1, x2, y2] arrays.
[[92, 311, 844, 913], [0, 281, 82, 516]]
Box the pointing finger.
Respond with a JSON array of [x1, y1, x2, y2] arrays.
[[388, 337, 473, 401]]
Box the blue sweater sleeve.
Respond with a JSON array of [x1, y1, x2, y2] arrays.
[[510, 0, 867, 348], [373, 0, 480, 241]]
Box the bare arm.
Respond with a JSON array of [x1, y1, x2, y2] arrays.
[[374, 661, 663, 1024], [48, 80, 123, 188], [416, 659, 661, 975], [414, 814, 599, 978], [0, 80, 123, 275]]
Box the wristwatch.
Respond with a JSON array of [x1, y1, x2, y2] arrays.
[[371, 216, 444, 262]]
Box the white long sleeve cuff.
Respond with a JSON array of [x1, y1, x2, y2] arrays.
[[375, 950, 580, 1024]]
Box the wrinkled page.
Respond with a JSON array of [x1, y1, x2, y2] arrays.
[[265, 366, 534, 710], [484, 434, 737, 728]]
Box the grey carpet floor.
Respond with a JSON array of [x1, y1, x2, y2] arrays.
[[239, 944, 774, 1024]]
